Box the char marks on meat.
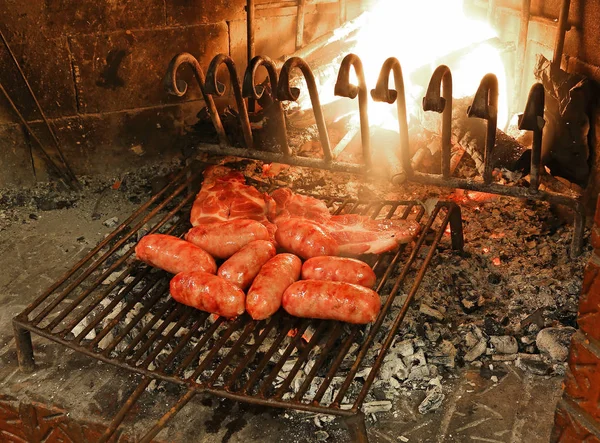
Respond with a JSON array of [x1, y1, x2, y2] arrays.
[[268, 188, 331, 223], [327, 214, 421, 255], [267, 187, 419, 255], [190, 165, 272, 226], [190, 167, 419, 256]]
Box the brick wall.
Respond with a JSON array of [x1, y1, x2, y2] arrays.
[[0, 0, 364, 187]]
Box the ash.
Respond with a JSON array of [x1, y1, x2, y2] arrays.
[[12, 156, 591, 424]]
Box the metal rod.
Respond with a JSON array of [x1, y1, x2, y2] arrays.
[[352, 207, 455, 410], [518, 83, 545, 191], [277, 57, 333, 162], [205, 54, 254, 149], [13, 323, 35, 372], [296, 0, 306, 50], [139, 390, 197, 443], [334, 54, 372, 170], [164, 53, 229, 147], [0, 82, 74, 188], [224, 317, 280, 390], [242, 55, 290, 155], [19, 166, 191, 318], [423, 65, 452, 179], [333, 206, 443, 406], [344, 412, 369, 443], [0, 30, 79, 187], [98, 378, 151, 443], [175, 316, 225, 377], [467, 73, 499, 185], [552, 0, 572, 70], [371, 57, 412, 183], [247, 0, 256, 112]]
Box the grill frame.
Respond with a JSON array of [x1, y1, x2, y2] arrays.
[[12, 163, 464, 441]]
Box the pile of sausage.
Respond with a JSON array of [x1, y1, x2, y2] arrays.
[[135, 227, 381, 324], [133, 166, 420, 324]]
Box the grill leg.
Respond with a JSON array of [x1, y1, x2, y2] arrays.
[[447, 204, 465, 252], [344, 412, 369, 443], [13, 322, 35, 372]]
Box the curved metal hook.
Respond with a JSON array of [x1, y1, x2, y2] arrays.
[[334, 54, 372, 170], [518, 82, 545, 192], [205, 54, 254, 149], [163, 52, 229, 147], [423, 65, 453, 179], [277, 56, 332, 162], [242, 56, 290, 156], [370, 57, 411, 184], [467, 73, 498, 185]]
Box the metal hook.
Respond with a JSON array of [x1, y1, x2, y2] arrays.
[[205, 54, 254, 149], [370, 57, 411, 184], [164, 52, 229, 147], [467, 73, 498, 185], [277, 56, 332, 162], [334, 54, 372, 170], [423, 65, 453, 179], [242, 55, 291, 156], [518, 83, 545, 192]]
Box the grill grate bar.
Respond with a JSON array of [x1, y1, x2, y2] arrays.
[[257, 321, 317, 397], [242, 319, 304, 394], [172, 315, 225, 377], [30, 176, 198, 328], [88, 279, 167, 350], [63, 217, 183, 337], [138, 308, 194, 370], [189, 317, 246, 382], [332, 204, 443, 406], [207, 320, 263, 387], [223, 317, 281, 390], [353, 206, 454, 411], [291, 323, 344, 402], [47, 195, 193, 332], [126, 302, 185, 364], [311, 326, 360, 404], [272, 321, 333, 400], [104, 293, 174, 357], [72, 266, 153, 343], [20, 167, 192, 318]]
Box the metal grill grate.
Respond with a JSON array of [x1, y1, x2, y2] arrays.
[[13, 164, 464, 441]]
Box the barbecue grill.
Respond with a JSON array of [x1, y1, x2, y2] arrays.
[[12, 161, 464, 442], [11, 42, 585, 441]]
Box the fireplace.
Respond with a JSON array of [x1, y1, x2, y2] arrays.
[[1, 0, 600, 442]]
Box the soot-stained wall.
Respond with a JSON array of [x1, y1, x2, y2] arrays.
[[0, 0, 364, 186]]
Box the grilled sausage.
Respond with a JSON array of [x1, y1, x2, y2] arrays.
[[185, 219, 270, 259], [301, 256, 376, 288], [170, 271, 245, 318], [246, 254, 302, 320], [275, 219, 339, 259], [282, 280, 381, 324], [218, 240, 276, 290], [135, 234, 216, 274]]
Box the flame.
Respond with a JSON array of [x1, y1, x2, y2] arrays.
[[308, 0, 509, 137]]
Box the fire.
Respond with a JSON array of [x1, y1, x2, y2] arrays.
[[305, 0, 509, 159]]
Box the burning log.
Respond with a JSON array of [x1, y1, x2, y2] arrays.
[[416, 96, 531, 176]]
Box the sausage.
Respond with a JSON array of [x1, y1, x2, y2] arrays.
[[275, 219, 339, 259], [170, 271, 245, 318], [282, 280, 381, 324], [135, 234, 216, 274], [185, 219, 270, 259], [246, 254, 302, 320], [218, 240, 276, 290], [301, 256, 376, 288]]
